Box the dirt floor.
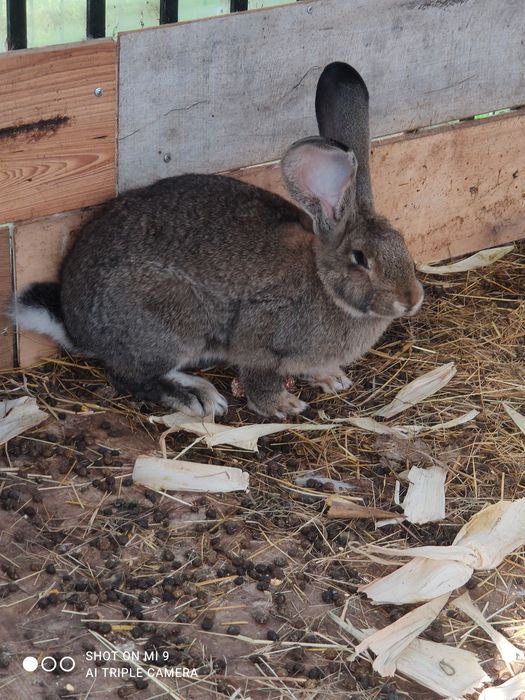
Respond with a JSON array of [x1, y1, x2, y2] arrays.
[[0, 245, 524, 700]]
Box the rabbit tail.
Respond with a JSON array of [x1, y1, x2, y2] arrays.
[[14, 282, 75, 350]]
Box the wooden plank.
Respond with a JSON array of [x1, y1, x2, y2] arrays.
[[229, 110, 525, 263], [14, 209, 98, 366], [118, 0, 525, 191], [0, 40, 116, 223], [0, 225, 14, 370]]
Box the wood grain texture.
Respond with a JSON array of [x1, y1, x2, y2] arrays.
[[118, 0, 525, 191], [14, 209, 98, 366], [229, 111, 525, 263], [0, 225, 14, 370], [0, 40, 116, 223]]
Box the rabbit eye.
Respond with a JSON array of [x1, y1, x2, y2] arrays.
[[351, 250, 369, 269]]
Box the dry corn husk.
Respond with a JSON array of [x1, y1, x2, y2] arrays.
[[374, 363, 456, 419], [354, 594, 450, 675], [151, 412, 336, 451], [402, 409, 479, 436], [402, 465, 447, 524], [452, 592, 524, 665], [360, 499, 525, 604], [359, 556, 473, 604], [418, 244, 514, 275], [342, 409, 478, 439], [330, 612, 489, 698], [133, 456, 249, 492], [326, 496, 403, 521], [0, 396, 48, 445], [479, 673, 525, 700], [344, 416, 400, 435], [503, 403, 525, 436]]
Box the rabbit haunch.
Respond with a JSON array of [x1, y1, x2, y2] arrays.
[[14, 62, 423, 419]]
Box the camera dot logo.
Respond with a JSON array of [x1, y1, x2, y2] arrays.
[[22, 656, 39, 673], [22, 655, 76, 673]]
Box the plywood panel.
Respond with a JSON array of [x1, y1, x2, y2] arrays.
[[118, 0, 525, 191], [0, 40, 116, 223], [14, 209, 98, 366], [0, 225, 14, 370], [229, 111, 525, 263]]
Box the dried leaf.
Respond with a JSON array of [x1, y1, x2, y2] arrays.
[[0, 396, 48, 445], [151, 412, 337, 451], [394, 637, 489, 698], [453, 592, 524, 665], [330, 612, 489, 698], [374, 363, 456, 419], [359, 556, 473, 605], [503, 403, 525, 436], [344, 416, 400, 435], [355, 594, 450, 676], [453, 499, 525, 569], [326, 496, 402, 521], [479, 673, 525, 700], [418, 244, 514, 275], [360, 499, 525, 604], [133, 456, 249, 493], [324, 409, 478, 440], [402, 465, 446, 524], [399, 409, 480, 437]]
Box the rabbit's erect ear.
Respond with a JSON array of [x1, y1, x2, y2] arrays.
[[281, 137, 357, 242], [316, 62, 373, 213]]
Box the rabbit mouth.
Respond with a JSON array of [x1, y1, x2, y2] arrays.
[[330, 294, 396, 320], [328, 294, 368, 318]]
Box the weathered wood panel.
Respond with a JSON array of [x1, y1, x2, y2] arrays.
[[0, 40, 116, 223], [0, 226, 14, 370], [230, 110, 525, 263], [118, 0, 525, 191], [14, 209, 98, 366]]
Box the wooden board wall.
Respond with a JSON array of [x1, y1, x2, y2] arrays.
[[118, 0, 525, 191], [12, 110, 525, 367], [230, 110, 525, 264], [13, 209, 98, 367], [0, 40, 116, 223]]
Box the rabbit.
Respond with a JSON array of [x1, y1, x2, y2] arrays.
[[14, 61, 423, 419]]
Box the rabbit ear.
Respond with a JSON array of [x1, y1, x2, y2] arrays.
[[315, 62, 373, 213], [281, 137, 357, 243]]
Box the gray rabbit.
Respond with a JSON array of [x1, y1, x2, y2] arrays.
[[15, 62, 423, 418]]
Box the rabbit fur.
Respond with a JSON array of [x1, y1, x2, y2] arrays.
[[15, 62, 423, 419]]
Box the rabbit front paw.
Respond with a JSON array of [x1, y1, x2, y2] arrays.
[[241, 367, 308, 418], [272, 391, 309, 419], [247, 390, 308, 418], [302, 369, 352, 394]]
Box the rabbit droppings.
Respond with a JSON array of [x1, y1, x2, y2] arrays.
[[15, 63, 423, 419]]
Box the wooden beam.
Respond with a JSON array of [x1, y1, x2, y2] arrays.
[[0, 40, 116, 223], [0, 226, 14, 370], [228, 110, 525, 263], [118, 0, 525, 191]]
